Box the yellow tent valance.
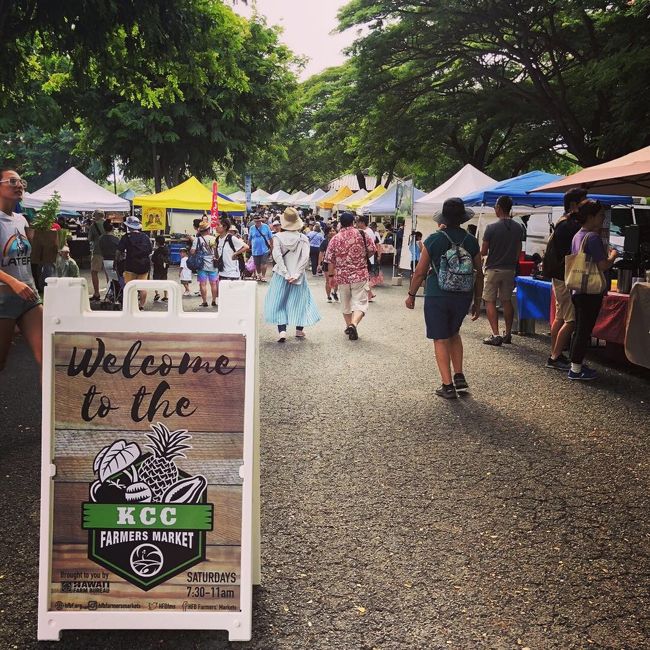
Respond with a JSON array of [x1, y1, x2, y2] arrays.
[[347, 184, 386, 211], [317, 186, 352, 210], [133, 177, 245, 212]]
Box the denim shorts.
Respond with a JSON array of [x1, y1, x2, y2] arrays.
[[197, 269, 219, 283], [0, 291, 42, 320], [424, 294, 472, 340]]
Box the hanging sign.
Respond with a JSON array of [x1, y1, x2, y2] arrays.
[[38, 279, 257, 642], [210, 182, 220, 228], [142, 207, 167, 232], [245, 173, 252, 214]]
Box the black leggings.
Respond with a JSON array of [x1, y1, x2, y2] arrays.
[[569, 293, 603, 364], [309, 248, 320, 275]]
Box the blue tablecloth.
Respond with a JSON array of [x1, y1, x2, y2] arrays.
[[516, 276, 551, 321]]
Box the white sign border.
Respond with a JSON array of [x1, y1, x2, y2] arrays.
[[38, 279, 257, 642]]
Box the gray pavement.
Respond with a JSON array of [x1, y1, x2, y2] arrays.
[[0, 271, 649, 649]]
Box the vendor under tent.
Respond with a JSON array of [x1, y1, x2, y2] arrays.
[[347, 184, 386, 212], [22, 166, 130, 212], [133, 177, 244, 234], [317, 186, 352, 211], [335, 189, 367, 211], [529, 145, 650, 196], [133, 176, 244, 213], [361, 183, 425, 217]]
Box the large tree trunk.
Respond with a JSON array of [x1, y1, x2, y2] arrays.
[[355, 170, 367, 191]]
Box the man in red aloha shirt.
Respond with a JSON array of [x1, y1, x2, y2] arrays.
[[324, 211, 376, 340]]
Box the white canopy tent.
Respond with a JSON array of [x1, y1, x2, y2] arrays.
[[312, 188, 337, 212], [260, 190, 292, 205], [229, 190, 246, 202], [400, 165, 497, 269], [414, 164, 496, 217], [302, 188, 326, 208], [361, 183, 426, 217], [289, 190, 308, 205], [22, 167, 130, 212], [335, 189, 367, 211], [250, 188, 270, 204]]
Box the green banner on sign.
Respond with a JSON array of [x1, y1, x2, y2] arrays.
[[82, 503, 213, 530]]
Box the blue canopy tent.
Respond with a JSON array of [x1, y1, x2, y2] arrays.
[[462, 170, 632, 206]]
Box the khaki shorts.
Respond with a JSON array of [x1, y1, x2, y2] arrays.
[[483, 268, 515, 302], [339, 280, 369, 315], [90, 253, 104, 273], [552, 278, 575, 323], [123, 271, 149, 283]]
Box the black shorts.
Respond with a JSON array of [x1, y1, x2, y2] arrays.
[[152, 270, 168, 280], [424, 294, 472, 340]]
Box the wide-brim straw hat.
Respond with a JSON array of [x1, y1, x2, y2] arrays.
[[434, 197, 474, 225], [280, 207, 303, 231]]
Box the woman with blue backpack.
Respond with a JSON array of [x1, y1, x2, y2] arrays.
[[405, 198, 484, 399]]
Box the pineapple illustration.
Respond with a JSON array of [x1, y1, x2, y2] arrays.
[[138, 423, 193, 501]]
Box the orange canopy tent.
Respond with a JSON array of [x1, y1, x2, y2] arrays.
[[530, 145, 650, 196]]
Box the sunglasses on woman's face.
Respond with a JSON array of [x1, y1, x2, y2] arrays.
[[0, 177, 27, 189]]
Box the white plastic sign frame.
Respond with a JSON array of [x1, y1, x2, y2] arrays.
[[38, 279, 258, 642]]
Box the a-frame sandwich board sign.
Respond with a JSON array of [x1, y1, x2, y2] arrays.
[[38, 279, 259, 642]]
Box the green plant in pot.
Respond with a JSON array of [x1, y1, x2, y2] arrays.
[[28, 191, 61, 264]]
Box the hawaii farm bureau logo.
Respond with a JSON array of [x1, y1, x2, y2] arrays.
[[82, 423, 213, 591]]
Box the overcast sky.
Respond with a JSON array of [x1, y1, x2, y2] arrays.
[[233, 0, 357, 79]]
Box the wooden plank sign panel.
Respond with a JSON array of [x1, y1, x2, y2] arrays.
[[39, 279, 257, 642]]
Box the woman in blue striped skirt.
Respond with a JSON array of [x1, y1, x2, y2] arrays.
[[264, 207, 321, 342]]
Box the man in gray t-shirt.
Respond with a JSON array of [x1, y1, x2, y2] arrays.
[[480, 195, 524, 346]]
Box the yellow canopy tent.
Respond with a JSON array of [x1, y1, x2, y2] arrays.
[[133, 176, 245, 212], [317, 186, 352, 210], [347, 184, 387, 211]]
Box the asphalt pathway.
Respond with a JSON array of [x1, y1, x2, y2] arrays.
[[0, 273, 648, 649]]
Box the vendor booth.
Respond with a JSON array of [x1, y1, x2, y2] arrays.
[[347, 184, 386, 212], [133, 177, 245, 236], [530, 148, 650, 368], [250, 188, 270, 204], [317, 186, 352, 215], [335, 189, 367, 211], [262, 190, 293, 205], [23, 167, 130, 213], [229, 190, 247, 202], [289, 190, 308, 205], [302, 188, 326, 209]]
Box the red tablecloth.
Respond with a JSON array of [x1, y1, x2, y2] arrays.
[[592, 292, 629, 345], [517, 260, 535, 276], [550, 289, 630, 345]]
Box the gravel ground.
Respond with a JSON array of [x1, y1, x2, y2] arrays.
[[0, 272, 649, 649]]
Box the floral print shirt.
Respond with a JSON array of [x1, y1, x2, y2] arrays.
[[324, 226, 377, 285]]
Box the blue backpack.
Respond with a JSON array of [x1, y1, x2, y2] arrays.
[[431, 230, 475, 292]]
